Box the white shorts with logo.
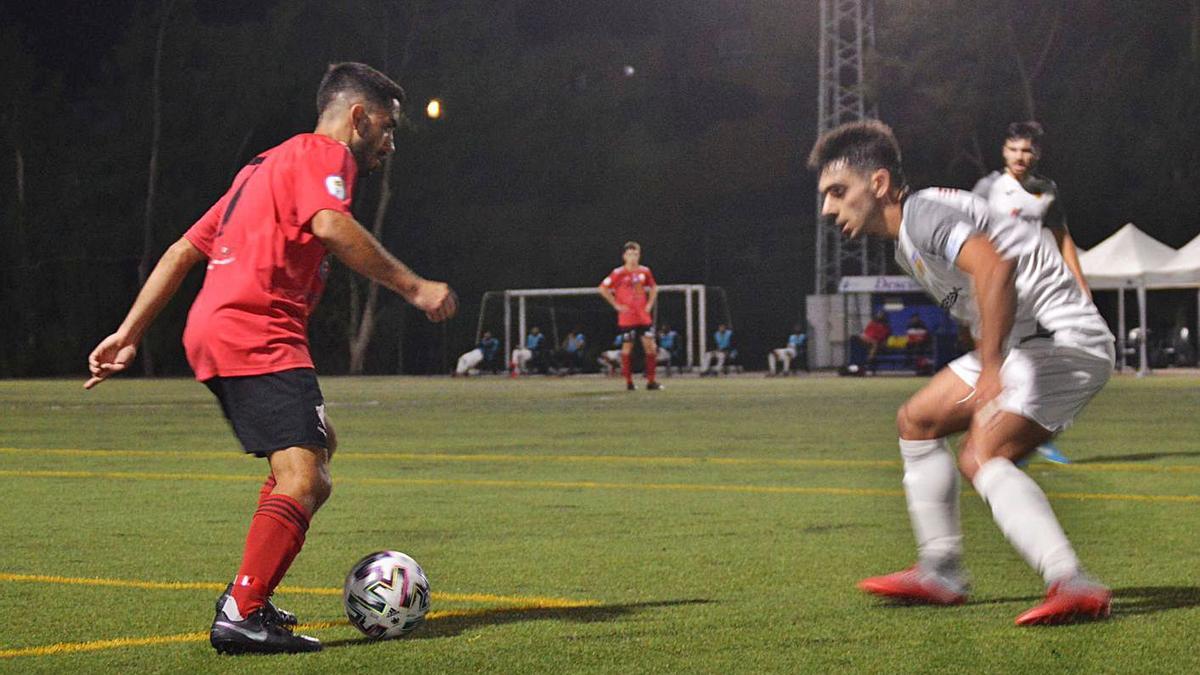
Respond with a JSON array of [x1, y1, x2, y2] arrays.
[[947, 337, 1114, 433]]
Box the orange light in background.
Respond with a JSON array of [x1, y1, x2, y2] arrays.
[[426, 99, 442, 119]]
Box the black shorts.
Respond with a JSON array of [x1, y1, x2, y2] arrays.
[[621, 325, 656, 342], [204, 368, 329, 457]]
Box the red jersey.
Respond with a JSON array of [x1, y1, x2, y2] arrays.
[[182, 133, 357, 380], [601, 265, 656, 327], [863, 319, 891, 344]]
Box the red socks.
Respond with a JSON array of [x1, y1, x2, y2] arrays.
[[257, 474, 277, 507], [230, 490, 310, 616], [620, 350, 657, 384]]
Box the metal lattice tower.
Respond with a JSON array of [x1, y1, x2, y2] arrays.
[[814, 0, 888, 294]]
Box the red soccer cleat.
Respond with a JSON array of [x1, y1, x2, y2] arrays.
[[1015, 577, 1112, 626], [857, 566, 967, 605]]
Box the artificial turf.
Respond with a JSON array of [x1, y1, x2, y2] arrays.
[[1, 374, 1198, 673]]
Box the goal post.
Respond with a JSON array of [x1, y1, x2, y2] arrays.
[[477, 284, 730, 370]]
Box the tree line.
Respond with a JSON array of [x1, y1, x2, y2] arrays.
[[1, 0, 1196, 377]]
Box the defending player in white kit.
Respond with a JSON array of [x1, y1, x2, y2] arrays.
[[972, 121, 1090, 299], [975, 122, 1090, 464], [809, 120, 1115, 626]]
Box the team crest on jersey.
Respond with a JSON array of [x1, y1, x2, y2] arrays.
[[909, 250, 926, 279], [325, 175, 346, 200]]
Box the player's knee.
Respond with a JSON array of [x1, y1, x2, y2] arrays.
[[957, 446, 980, 481], [307, 468, 333, 510], [895, 404, 920, 438]]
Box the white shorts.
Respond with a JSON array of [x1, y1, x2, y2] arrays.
[[947, 337, 1114, 433]]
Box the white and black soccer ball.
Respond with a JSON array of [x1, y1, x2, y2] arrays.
[[343, 550, 431, 639]]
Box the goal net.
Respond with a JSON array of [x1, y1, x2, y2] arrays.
[[475, 285, 731, 370]]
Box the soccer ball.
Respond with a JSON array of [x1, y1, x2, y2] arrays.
[[343, 550, 431, 639]]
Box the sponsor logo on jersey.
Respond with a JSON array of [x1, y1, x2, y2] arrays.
[[325, 175, 346, 200]]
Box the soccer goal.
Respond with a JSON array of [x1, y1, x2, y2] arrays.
[[476, 285, 731, 370]]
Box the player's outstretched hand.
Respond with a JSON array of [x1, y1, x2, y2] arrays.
[[411, 280, 458, 322], [85, 333, 138, 390]]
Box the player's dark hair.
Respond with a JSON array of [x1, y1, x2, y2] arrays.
[[623, 241, 641, 252], [807, 120, 907, 191], [316, 62, 407, 116], [1005, 120, 1044, 150]]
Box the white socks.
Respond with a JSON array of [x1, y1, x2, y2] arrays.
[[972, 457, 1081, 584], [899, 438, 962, 572]]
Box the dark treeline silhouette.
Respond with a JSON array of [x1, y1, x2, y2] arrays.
[[1, 0, 1196, 377]]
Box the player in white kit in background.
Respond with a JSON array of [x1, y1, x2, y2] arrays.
[[809, 120, 1115, 626], [974, 121, 1089, 465]]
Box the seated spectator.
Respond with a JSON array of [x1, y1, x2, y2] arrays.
[[556, 327, 587, 374], [767, 324, 807, 375], [510, 326, 548, 374], [859, 312, 891, 373], [700, 324, 735, 376], [455, 330, 501, 376], [905, 314, 930, 366], [657, 323, 680, 372], [598, 334, 624, 376]]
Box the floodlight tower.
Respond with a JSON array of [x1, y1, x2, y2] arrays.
[[814, 0, 887, 293]]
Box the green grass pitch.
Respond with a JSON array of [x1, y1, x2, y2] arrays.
[[1, 374, 1198, 673]]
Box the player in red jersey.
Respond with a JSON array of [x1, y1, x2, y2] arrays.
[[598, 241, 661, 391], [84, 63, 457, 655]]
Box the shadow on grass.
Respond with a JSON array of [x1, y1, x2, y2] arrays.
[[1073, 451, 1200, 463], [1113, 585, 1200, 615], [907, 585, 1200, 619], [323, 598, 711, 648]]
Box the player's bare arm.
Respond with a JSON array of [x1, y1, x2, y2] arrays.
[[84, 237, 207, 389], [954, 235, 1016, 409], [644, 284, 658, 313], [311, 208, 457, 322], [598, 284, 627, 313], [1050, 227, 1091, 300]]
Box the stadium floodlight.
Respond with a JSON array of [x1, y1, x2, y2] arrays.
[[476, 285, 731, 370]]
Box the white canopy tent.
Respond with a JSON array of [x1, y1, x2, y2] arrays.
[[1079, 223, 1179, 376], [1150, 233, 1200, 287]]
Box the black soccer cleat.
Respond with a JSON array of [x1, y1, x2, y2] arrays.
[[626, 382, 636, 391], [646, 382, 663, 391], [210, 595, 320, 655], [215, 583, 297, 627]]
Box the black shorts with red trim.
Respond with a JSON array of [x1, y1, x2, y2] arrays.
[[203, 367, 329, 457], [620, 324, 656, 343]]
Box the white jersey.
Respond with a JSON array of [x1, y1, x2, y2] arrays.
[[895, 188, 1112, 356], [972, 170, 1063, 257]]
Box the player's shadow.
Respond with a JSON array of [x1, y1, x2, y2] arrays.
[[323, 598, 711, 648], [1111, 585, 1200, 616], [962, 586, 1200, 618], [1073, 450, 1200, 463]]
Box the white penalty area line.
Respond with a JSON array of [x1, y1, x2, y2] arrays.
[[5, 446, 1200, 475], [0, 572, 599, 660], [1, 467, 1198, 504]]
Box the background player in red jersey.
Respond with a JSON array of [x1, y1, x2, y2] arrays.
[[84, 62, 457, 654], [598, 241, 661, 391]]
